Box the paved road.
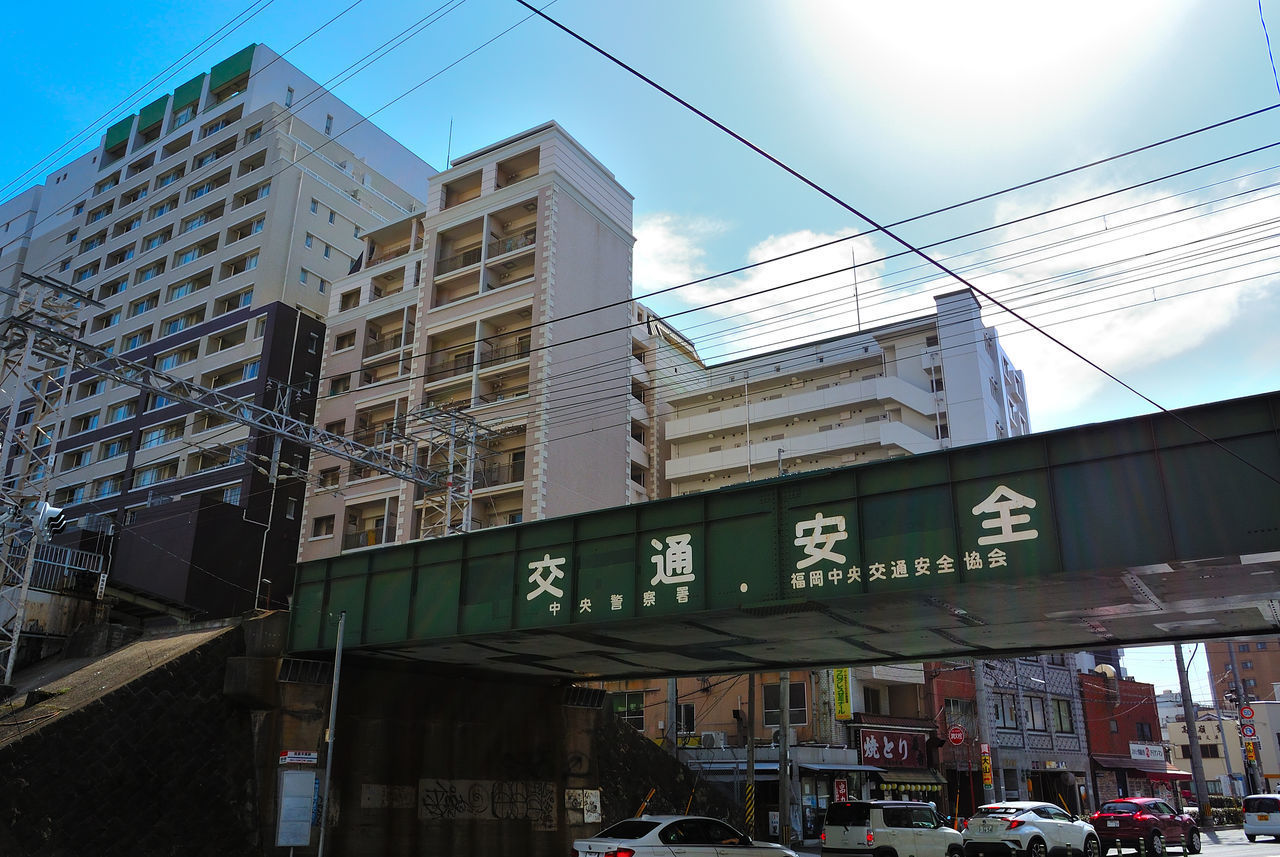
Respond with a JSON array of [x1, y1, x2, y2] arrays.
[[794, 826, 1278, 856]]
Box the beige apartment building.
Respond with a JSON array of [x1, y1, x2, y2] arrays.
[[2, 44, 432, 619], [298, 122, 703, 561]]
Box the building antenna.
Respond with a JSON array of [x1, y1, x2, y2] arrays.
[[445, 117, 454, 167], [851, 242, 862, 331]]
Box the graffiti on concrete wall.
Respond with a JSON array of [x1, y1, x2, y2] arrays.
[[417, 779, 556, 831]]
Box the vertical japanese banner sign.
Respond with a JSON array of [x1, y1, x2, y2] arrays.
[[980, 746, 993, 788], [833, 668, 852, 720]]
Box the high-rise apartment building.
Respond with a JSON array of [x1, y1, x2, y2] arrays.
[[1207, 637, 1280, 708], [3, 44, 433, 619], [297, 122, 702, 562]]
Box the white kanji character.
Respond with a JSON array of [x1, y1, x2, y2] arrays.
[[972, 485, 1039, 545], [642, 591, 656, 607], [890, 559, 908, 578], [610, 594, 623, 611], [650, 534, 695, 585], [526, 553, 566, 601], [809, 570, 824, 587], [578, 598, 592, 613], [794, 513, 848, 569], [863, 734, 881, 759], [964, 551, 983, 571], [914, 557, 930, 576], [676, 585, 689, 603], [828, 568, 843, 584], [847, 566, 861, 583], [987, 547, 1008, 568], [790, 572, 806, 589], [936, 555, 955, 574], [868, 563, 887, 581], [548, 601, 561, 615]]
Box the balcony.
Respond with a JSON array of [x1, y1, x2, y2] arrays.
[[343, 529, 387, 550], [367, 241, 412, 267], [363, 330, 412, 359], [486, 228, 535, 259], [477, 338, 530, 368], [436, 246, 482, 276], [476, 460, 525, 488]]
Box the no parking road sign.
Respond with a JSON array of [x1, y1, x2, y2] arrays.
[[1243, 724, 1258, 739]]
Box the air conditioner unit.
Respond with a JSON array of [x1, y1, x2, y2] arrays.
[[771, 727, 798, 746], [700, 731, 728, 749]]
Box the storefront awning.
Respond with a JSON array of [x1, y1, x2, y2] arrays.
[[800, 763, 885, 773], [683, 760, 780, 781], [1092, 754, 1191, 779], [875, 767, 948, 786]]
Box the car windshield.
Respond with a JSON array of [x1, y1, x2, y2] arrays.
[[1245, 797, 1280, 813], [593, 820, 660, 839], [974, 806, 1021, 817], [1100, 802, 1140, 814]]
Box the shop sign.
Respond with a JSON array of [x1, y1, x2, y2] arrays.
[[860, 728, 927, 768], [833, 668, 852, 720]]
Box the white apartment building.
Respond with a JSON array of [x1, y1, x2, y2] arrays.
[[663, 289, 1028, 495], [2, 43, 433, 618], [298, 122, 704, 562]]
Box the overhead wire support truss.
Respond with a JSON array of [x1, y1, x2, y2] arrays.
[[2, 315, 446, 491]]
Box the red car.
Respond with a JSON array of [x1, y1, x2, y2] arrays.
[[1089, 797, 1200, 855]]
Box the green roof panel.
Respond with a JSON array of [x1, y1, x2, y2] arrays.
[[210, 44, 257, 93], [137, 95, 169, 131], [104, 116, 133, 151], [172, 73, 206, 109]]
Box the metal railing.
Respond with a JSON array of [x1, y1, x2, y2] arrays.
[[342, 529, 386, 550], [363, 331, 412, 358], [487, 230, 536, 258], [435, 246, 482, 275], [477, 340, 531, 367], [367, 243, 412, 267]]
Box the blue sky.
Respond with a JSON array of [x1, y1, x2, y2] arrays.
[[3, 0, 1278, 697]]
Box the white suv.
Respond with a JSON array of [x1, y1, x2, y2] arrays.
[[821, 799, 962, 857], [962, 801, 1099, 857]]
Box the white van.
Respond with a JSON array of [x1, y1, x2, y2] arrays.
[[1243, 794, 1280, 842], [821, 800, 962, 857]]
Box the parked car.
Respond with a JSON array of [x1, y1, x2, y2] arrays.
[[1088, 797, 1200, 855], [962, 800, 1100, 857], [1243, 794, 1280, 842], [821, 799, 963, 857], [572, 815, 800, 856]]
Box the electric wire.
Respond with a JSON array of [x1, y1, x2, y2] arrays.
[[516, 0, 1280, 489]]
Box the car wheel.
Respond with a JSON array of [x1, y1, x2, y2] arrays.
[[1082, 834, 1100, 857], [1150, 830, 1165, 856], [1186, 828, 1201, 854], [1027, 838, 1048, 857], [947, 847, 963, 857], [1246, 833, 1256, 842]]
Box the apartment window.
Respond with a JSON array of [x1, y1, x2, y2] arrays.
[[172, 104, 196, 129], [1052, 698, 1074, 733], [1027, 697, 1047, 731], [120, 185, 147, 206], [60, 259, 72, 272], [995, 692, 1019, 728], [156, 166, 184, 188], [157, 345, 199, 371], [93, 309, 122, 331], [150, 198, 177, 220], [128, 293, 159, 317], [324, 114, 333, 135], [327, 210, 335, 225], [107, 400, 137, 423], [116, 216, 142, 236], [66, 229, 78, 244], [228, 217, 264, 242], [242, 360, 260, 381], [1109, 719, 1119, 733], [1239, 643, 1250, 652], [63, 448, 91, 469], [135, 460, 178, 487], [285, 87, 294, 107], [323, 244, 331, 259], [335, 331, 356, 351], [676, 703, 695, 735], [143, 229, 172, 251], [1242, 660, 1253, 670], [763, 681, 808, 727], [254, 317, 267, 339], [611, 691, 644, 731], [1135, 722, 1154, 740], [1258, 642, 1268, 650], [925, 334, 939, 347], [72, 412, 100, 433], [136, 261, 164, 283], [94, 174, 119, 195], [122, 329, 151, 351], [312, 515, 335, 537], [319, 467, 340, 488], [310, 199, 318, 214], [324, 420, 345, 436], [74, 262, 100, 283], [1245, 678, 1258, 689], [299, 268, 309, 284], [163, 309, 205, 336], [140, 423, 182, 449], [100, 437, 130, 459], [304, 234, 313, 248], [89, 203, 112, 223], [73, 202, 85, 215], [78, 379, 106, 399], [246, 124, 262, 143], [328, 375, 351, 396]]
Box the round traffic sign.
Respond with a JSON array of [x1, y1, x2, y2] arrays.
[[1241, 705, 1255, 720], [1243, 724, 1258, 738], [948, 724, 967, 745]]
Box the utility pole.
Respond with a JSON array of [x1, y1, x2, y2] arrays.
[[746, 673, 756, 837], [778, 671, 791, 847], [1176, 644, 1214, 830], [1226, 641, 1261, 794], [317, 610, 345, 857], [971, 659, 998, 802]]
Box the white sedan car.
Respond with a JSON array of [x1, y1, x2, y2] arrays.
[[573, 815, 800, 857], [962, 801, 1101, 857]]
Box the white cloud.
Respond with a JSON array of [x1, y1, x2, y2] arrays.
[[632, 213, 727, 295]]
